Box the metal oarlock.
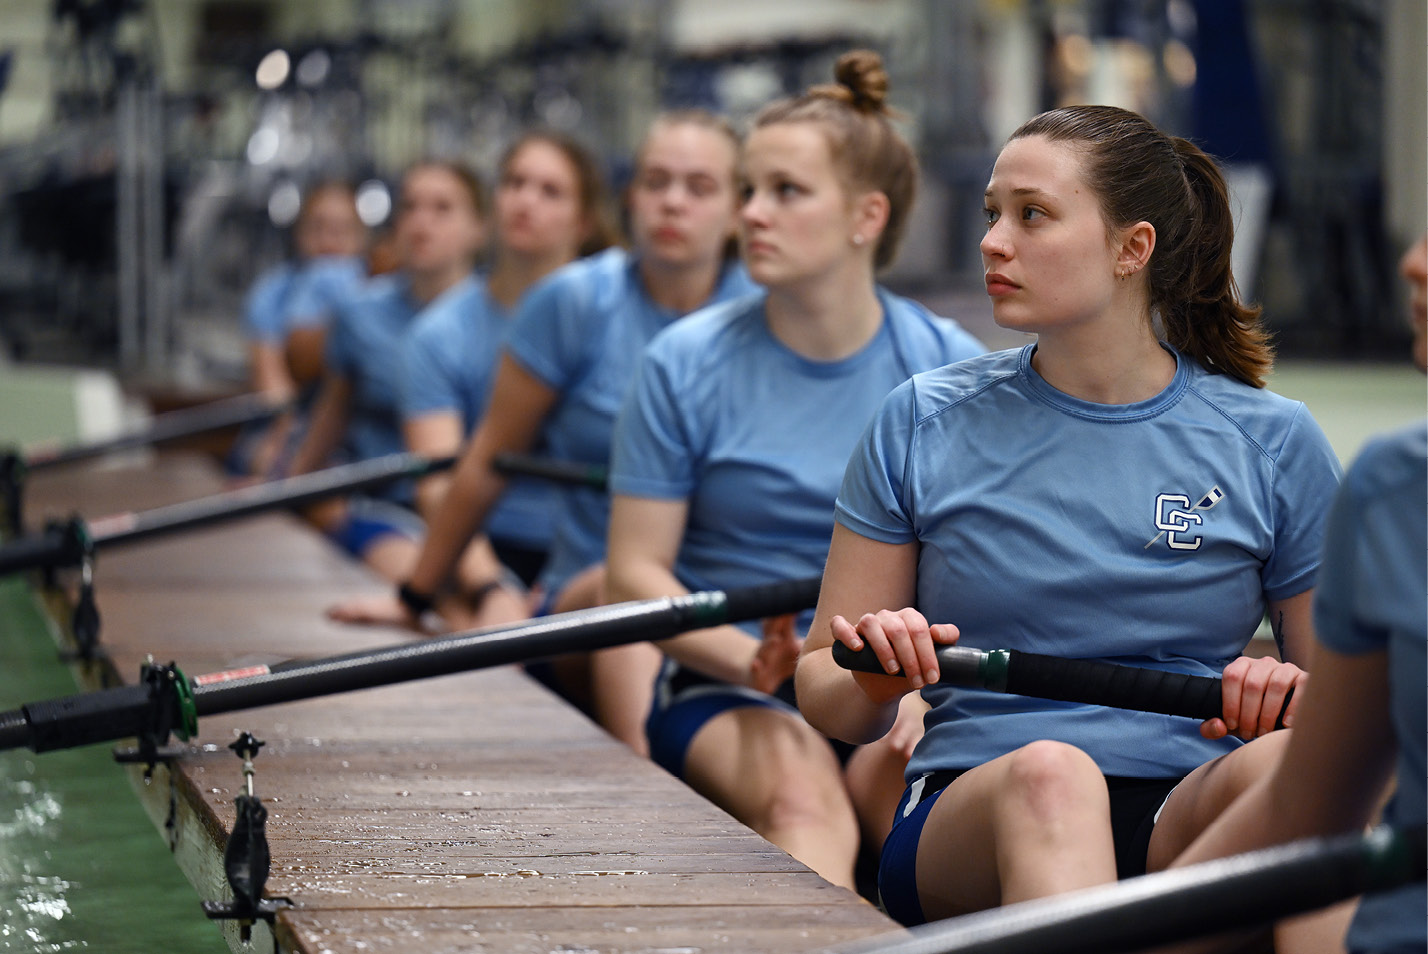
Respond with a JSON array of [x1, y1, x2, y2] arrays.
[[202, 732, 290, 944], [111, 657, 198, 776], [69, 552, 102, 662]]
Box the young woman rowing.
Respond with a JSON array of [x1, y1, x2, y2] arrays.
[[796, 104, 1342, 921], [605, 51, 984, 889]]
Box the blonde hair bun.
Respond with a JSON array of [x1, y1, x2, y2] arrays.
[[808, 49, 891, 116]]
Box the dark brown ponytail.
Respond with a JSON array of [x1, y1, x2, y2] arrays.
[[1011, 106, 1273, 388], [1159, 138, 1272, 387]]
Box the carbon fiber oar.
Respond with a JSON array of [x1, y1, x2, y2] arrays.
[[0, 576, 820, 754], [20, 392, 291, 471], [0, 452, 455, 577], [818, 824, 1426, 954], [492, 452, 608, 491], [834, 642, 1246, 722]]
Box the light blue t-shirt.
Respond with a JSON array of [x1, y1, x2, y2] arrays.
[[611, 288, 985, 642], [243, 263, 299, 344], [505, 247, 759, 594], [400, 275, 556, 550], [283, 255, 368, 332], [1314, 422, 1426, 954], [836, 344, 1343, 779], [325, 274, 430, 501]]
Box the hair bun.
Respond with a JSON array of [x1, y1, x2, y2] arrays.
[[833, 49, 890, 115]]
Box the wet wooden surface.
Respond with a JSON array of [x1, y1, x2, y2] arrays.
[[19, 453, 900, 953]]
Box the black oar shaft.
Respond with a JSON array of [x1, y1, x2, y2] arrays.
[[833, 643, 1223, 720], [492, 453, 608, 491], [0, 527, 82, 577], [24, 393, 289, 471], [823, 825, 1426, 954], [0, 453, 454, 575], [0, 577, 821, 753], [89, 452, 454, 549]]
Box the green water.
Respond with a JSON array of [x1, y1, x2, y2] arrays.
[[0, 579, 227, 954]]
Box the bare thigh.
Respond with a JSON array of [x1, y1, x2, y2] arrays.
[[683, 704, 855, 838], [914, 741, 1116, 918], [1146, 731, 1292, 872]]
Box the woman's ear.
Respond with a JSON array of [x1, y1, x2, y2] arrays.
[[1117, 220, 1157, 275], [852, 191, 891, 249]]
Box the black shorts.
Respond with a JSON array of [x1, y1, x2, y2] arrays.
[[878, 769, 1184, 925]]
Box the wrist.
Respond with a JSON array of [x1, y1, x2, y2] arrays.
[[396, 581, 436, 618], [465, 570, 526, 609]]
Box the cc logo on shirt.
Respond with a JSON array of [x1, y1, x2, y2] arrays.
[[1145, 486, 1225, 551]]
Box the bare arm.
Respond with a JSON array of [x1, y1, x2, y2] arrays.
[[605, 494, 768, 686], [285, 326, 328, 388], [402, 411, 464, 522], [249, 341, 296, 400], [795, 523, 953, 744], [402, 409, 512, 598], [405, 355, 558, 595], [287, 373, 352, 477]]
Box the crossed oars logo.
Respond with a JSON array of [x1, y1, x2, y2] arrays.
[[1144, 485, 1225, 550]]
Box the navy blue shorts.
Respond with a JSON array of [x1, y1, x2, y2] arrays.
[[878, 769, 1183, 925], [327, 497, 423, 559], [646, 683, 795, 778]]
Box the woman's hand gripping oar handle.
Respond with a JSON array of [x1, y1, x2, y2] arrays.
[[832, 643, 1271, 723]]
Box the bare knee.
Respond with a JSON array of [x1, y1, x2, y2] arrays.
[[1000, 741, 1107, 823]]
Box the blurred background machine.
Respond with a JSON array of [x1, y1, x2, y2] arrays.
[[0, 0, 1422, 385]]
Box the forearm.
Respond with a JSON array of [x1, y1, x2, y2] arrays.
[[606, 558, 758, 685], [406, 444, 508, 594], [414, 473, 453, 523], [287, 380, 347, 476], [250, 343, 296, 399], [796, 645, 903, 744], [795, 524, 923, 744]]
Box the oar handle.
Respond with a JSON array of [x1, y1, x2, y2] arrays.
[[832, 643, 1224, 721], [0, 519, 89, 576], [492, 453, 608, 491], [720, 575, 822, 624]]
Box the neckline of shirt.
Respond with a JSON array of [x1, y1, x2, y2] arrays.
[[756, 291, 893, 379], [1017, 341, 1189, 422]]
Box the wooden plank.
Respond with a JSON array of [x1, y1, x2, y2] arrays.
[[278, 905, 902, 954]]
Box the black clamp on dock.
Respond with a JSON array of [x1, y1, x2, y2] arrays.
[[0, 449, 23, 536], [30, 516, 106, 664], [202, 732, 291, 943], [112, 659, 197, 775]]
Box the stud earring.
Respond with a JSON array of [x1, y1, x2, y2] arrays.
[[851, 234, 866, 247]]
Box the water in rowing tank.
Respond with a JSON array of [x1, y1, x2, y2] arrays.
[[0, 579, 226, 954]]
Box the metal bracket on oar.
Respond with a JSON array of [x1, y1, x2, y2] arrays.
[[111, 659, 199, 776], [832, 642, 1281, 724], [202, 732, 290, 943]]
